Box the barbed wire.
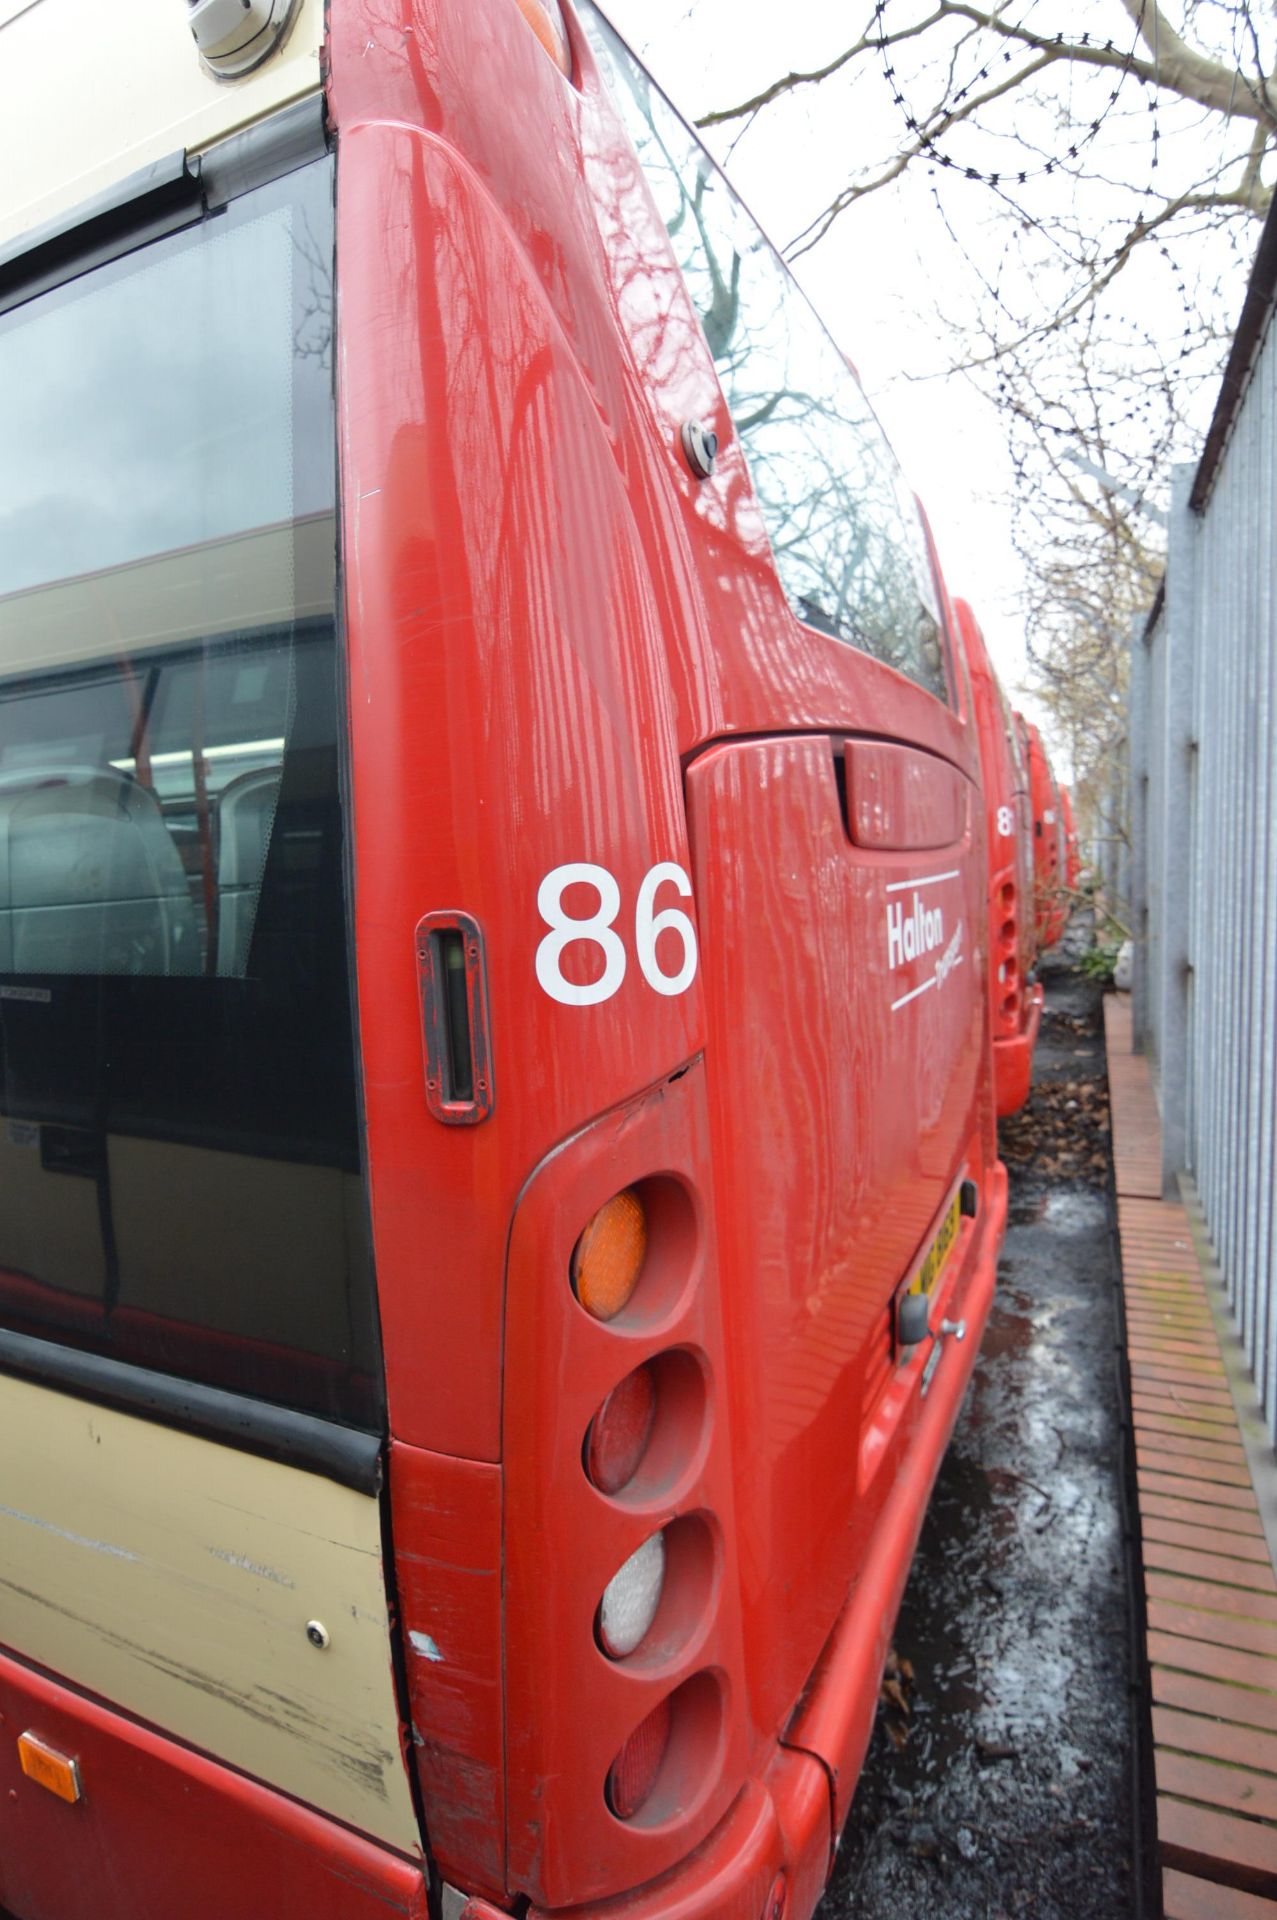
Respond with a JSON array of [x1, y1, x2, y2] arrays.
[[872, 0, 1153, 187]]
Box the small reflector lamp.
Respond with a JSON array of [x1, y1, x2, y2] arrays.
[[572, 1188, 648, 1321], [17, 1732, 81, 1804], [598, 1529, 666, 1658], [511, 0, 571, 73], [606, 1695, 672, 1820]]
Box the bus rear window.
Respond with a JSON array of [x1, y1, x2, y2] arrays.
[[581, 6, 949, 703], [0, 157, 382, 1430]]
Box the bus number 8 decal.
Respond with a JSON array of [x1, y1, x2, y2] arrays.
[[535, 862, 698, 1006]]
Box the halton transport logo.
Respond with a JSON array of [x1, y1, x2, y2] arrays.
[[885, 870, 965, 1013]]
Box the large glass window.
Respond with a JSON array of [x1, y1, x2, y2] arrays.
[[0, 157, 381, 1428], [582, 6, 950, 703]]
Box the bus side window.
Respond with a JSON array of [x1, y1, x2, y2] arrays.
[[581, 6, 951, 706]]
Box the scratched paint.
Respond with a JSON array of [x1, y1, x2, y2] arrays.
[[0, 1501, 138, 1563], [207, 1546, 296, 1588], [408, 1631, 444, 1663]]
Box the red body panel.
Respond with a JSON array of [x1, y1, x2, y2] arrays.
[[524, 1752, 830, 1920], [952, 602, 1039, 1116], [0, 1651, 428, 1920], [390, 1445, 506, 1897], [843, 737, 968, 850], [686, 733, 986, 1748], [333, 107, 702, 1467]]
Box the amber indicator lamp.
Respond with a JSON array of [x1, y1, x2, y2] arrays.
[[17, 1731, 82, 1805], [572, 1188, 648, 1321]]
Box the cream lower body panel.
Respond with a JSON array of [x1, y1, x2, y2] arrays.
[[0, 1370, 419, 1853]]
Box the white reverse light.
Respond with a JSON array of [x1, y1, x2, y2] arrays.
[[598, 1531, 666, 1659]]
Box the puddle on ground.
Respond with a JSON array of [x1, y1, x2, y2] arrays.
[[1008, 1186, 1109, 1233], [1041, 1188, 1109, 1232]]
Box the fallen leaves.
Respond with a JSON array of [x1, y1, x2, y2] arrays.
[[880, 1647, 914, 1749], [998, 1074, 1112, 1183]]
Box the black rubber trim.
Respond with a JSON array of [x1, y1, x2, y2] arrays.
[[0, 1329, 383, 1495], [0, 152, 204, 317], [0, 96, 328, 318], [202, 96, 327, 208]]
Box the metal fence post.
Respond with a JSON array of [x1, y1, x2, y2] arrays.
[[1156, 465, 1198, 1193], [1129, 611, 1151, 1052]]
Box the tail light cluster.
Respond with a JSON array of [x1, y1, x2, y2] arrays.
[[993, 878, 1021, 1035], [570, 1181, 719, 1827], [501, 1076, 745, 1908]]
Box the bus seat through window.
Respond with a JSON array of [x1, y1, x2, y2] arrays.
[[0, 766, 198, 977]]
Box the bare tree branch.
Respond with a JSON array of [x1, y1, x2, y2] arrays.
[[702, 0, 1277, 130], [1116, 0, 1277, 120], [696, 9, 946, 126]]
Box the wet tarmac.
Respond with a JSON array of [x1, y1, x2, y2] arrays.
[[819, 971, 1141, 1920]]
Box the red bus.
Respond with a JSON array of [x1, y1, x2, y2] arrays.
[[0, 3, 1007, 1917], [1059, 784, 1082, 893], [1018, 714, 1069, 951], [953, 602, 1041, 1115]]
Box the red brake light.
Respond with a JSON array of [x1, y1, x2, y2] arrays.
[[587, 1364, 657, 1494], [606, 1696, 672, 1819]]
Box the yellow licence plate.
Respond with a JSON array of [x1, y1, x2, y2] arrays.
[[909, 1191, 962, 1296]]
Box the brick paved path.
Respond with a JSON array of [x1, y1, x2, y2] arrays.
[[1107, 996, 1277, 1915]]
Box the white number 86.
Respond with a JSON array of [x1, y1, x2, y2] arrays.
[[535, 861, 698, 1006]]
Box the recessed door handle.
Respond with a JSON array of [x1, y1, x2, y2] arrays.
[[415, 911, 495, 1125]]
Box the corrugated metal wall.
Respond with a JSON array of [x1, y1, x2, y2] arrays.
[[1133, 286, 1277, 1438]]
